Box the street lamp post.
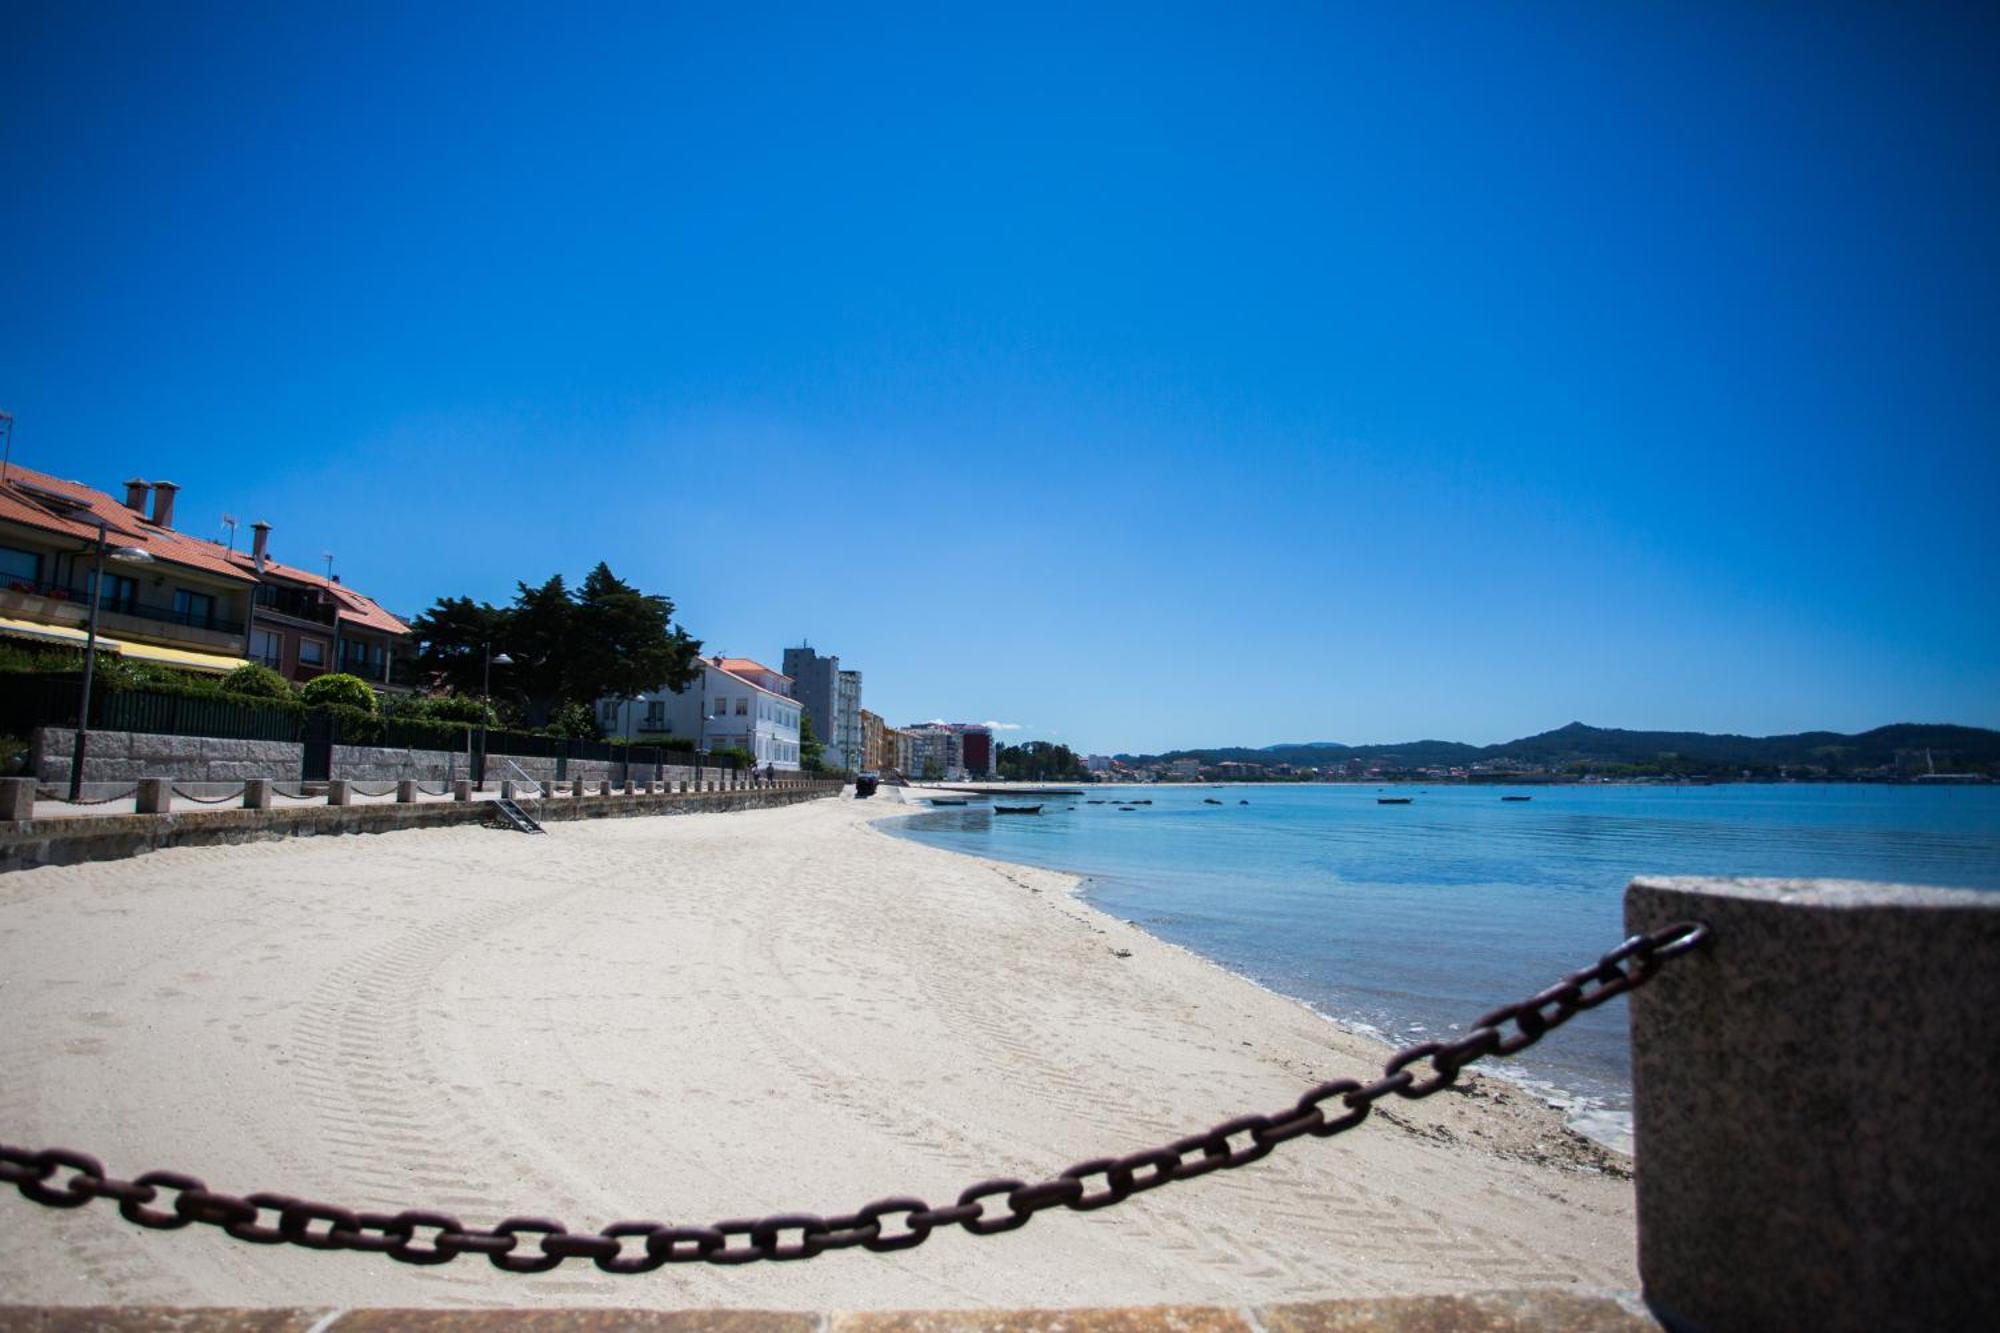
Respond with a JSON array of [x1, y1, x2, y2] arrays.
[[476, 646, 511, 792], [69, 524, 155, 801]]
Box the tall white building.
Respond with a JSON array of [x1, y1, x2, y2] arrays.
[[601, 655, 803, 769]]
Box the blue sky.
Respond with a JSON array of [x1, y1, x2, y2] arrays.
[[5, 2, 1996, 752]]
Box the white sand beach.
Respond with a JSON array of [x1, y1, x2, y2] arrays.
[[0, 795, 1637, 1310]]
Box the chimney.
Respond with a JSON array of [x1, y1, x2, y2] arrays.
[[149, 479, 179, 529], [250, 521, 271, 572], [123, 478, 151, 512]]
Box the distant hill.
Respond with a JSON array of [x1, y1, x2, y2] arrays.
[[1118, 721, 2000, 777]]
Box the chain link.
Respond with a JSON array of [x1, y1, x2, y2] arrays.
[[36, 785, 140, 806], [0, 921, 1705, 1270], [171, 785, 250, 805]]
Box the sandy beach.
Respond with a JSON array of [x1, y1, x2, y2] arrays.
[[0, 793, 1637, 1310]]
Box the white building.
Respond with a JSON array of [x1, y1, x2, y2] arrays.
[[600, 655, 803, 770]]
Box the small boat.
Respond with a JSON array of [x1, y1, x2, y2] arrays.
[[1238, 800, 1249, 805], [1117, 805, 1137, 811], [994, 804, 1043, 815], [1131, 799, 1153, 805], [1203, 798, 1223, 805], [926, 798, 969, 806], [1086, 800, 1107, 805], [1377, 797, 1413, 805], [1502, 795, 1533, 802]]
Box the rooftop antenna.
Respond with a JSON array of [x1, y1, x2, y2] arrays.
[[221, 513, 239, 554], [0, 410, 13, 487], [323, 551, 335, 585]]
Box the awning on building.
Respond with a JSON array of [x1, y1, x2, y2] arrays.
[[115, 641, 251, 674], [0, 615, 245, 673], [0, 616, 123, 651]]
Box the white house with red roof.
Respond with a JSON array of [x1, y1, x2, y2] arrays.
[[600, 654, 803, 769]]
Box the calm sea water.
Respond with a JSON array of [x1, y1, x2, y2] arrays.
[[885, 783, 2000, 1147]]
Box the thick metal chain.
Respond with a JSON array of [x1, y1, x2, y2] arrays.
[[34, 785, 140, 806], [170, 785, 249, 805], [0, 921, 1705, 1271]]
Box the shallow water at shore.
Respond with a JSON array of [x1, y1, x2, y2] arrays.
[[886, 783, 2000, 1145]]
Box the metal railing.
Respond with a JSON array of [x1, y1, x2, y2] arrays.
[[3, 577, 245, 636]]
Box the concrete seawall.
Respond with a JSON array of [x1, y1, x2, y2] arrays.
[[0, 782, 844, 872]]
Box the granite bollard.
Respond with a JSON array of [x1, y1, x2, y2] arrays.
[[137, 778, 172, 814], [396, 779, 417, 804], [500, 780, 516, 801], [0, 777, 34, 822], [1625, 875, 2000, 1333], [244, 779, 271, 810], [326, 780, 351, 807], [452, 779, 471, 802], [572, 776, 586, 798], [544, 779, 560, 799]]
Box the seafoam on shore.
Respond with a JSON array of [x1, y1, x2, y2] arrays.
[[0, 795, 1634, 1309]]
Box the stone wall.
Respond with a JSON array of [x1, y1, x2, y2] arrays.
[[35, 728, 302, 786], [34, 728, 752, 791], [0, 780, 843, 871]]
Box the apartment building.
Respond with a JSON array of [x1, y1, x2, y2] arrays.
[[0, 464, 412, 683], [0, 466, 255, 672], [233, 522, 409, 688]]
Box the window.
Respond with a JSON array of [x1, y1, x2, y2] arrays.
[[91, 572, 138, 614], [735, 697, 748, 716], [0, 545, 38, 586], [299, 638, 326, 666], [250, 629, 281, 668], [172, 589, 216, 627], [644, 700, 665, 727]]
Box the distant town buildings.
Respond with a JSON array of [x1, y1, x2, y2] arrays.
[[903, 721, 997, 781]]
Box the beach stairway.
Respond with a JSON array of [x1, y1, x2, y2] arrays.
[[493, 795, 546, 834]]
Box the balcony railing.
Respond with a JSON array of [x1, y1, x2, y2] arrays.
[[3, 577, 247, 637]]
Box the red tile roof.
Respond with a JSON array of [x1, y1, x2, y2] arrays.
[[714, 656, 792, 682], [0, 463, 408, 636], [219, 549, 410, 636], [0, 464, 256, 583]]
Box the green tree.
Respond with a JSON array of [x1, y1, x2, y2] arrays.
[[405, 565, 703, 727], [405, 595, 508, 697], [996, 740, 1086, 781], [299, 673, 378, 714], [798, 709, 827, 772], [571, 563, 703, 702]]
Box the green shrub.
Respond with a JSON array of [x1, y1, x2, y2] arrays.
[[222, 663, 294, 701], [419, 693, 493, 725], [316, 702, 385, 744], [0, 643, 86, 674], [544, 700, 599, 739], [299, 673, 379, 714], [707, 745, 755, 768]]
